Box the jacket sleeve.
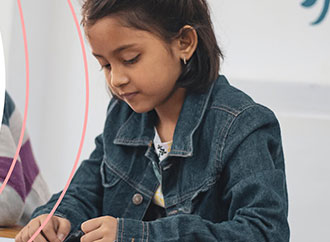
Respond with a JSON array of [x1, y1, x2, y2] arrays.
[[30, 98, 121, 232], [115, 105, 290, 242], [31, 133, 105, 232]]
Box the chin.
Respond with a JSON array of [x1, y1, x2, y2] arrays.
[[128, 103, 153, 114]]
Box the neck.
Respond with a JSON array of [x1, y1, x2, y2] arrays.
[[155, 88, 186, 142]]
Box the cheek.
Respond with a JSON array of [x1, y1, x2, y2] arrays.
[[144, 52, 180, 81]]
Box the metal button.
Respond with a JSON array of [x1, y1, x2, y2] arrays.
[[132, 193, 143, 205]]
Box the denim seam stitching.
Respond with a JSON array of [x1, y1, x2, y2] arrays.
[[101, 159, 121, 188], [115, 139, 150, 143], [169, 79, 214, 156], [210, 105, 238, 116], [216, 104, 260, 164], [214, 115, 234, 170], [121, 218, 124, 242], [184, 88, 212, 156], [146, 222, 149, 242], [169, 149, 192, 157], [165, 179, 216, 207], [116, 218, 120, 242], [210, 103, 256, 117], [106, 161, 154, 198]]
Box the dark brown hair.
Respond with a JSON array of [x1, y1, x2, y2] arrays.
[[81, 0, 223, 93]]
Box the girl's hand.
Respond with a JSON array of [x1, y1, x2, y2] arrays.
[[81, 216, 118, 242], [15, 214, 71, 242]]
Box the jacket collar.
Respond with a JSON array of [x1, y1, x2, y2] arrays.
[[113, 77, 217, 157]]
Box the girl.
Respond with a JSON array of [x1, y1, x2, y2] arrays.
[[16, 0, 289, 241]]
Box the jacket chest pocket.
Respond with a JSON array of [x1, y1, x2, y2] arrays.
[[100, 158, 121, 188], [170, 180, 219, 218]]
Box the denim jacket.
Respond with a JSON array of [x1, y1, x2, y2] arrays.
[[32, 75, 289, 241]]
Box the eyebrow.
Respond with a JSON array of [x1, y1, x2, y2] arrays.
[[92, 43, 138, 58]]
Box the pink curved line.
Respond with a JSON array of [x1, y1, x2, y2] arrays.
[[0, 0, 29, 195], [28, 0, 89, 241]]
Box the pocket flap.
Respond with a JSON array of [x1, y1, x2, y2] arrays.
[[100, 158, 121, 188]]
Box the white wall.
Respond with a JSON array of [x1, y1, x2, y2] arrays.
[[209, 0, 330, 85], [0, 0, 109, 193], [0, 0, 14, 121], [0, 33, 6, 124], [0, 1, 329, 241]]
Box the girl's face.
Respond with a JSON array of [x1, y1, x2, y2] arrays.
[[87, 16, 185, 114]]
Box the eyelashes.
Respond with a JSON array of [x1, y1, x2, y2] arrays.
[[124, 54, 140, 64], [99, 54, 141, 71], [99, 64, 110, 71]]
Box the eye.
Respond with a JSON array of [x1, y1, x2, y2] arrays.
[[123, 54, 140, 65], [99, 54, 140, 72], [99, 64, 111, 71]]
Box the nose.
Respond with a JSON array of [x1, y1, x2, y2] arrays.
[[109, 67, 129, 88]]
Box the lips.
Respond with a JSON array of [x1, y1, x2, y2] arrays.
[[119, 92, 138, 100]]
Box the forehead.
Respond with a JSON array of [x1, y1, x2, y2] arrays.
[[86, 16, 159, 53]]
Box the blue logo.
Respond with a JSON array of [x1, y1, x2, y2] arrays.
[[301, 0, 329, 25]]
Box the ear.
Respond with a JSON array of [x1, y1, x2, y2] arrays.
[[173, 25, 198, 62]]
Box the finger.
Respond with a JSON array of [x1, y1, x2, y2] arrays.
[[39, 218, 61, 242], [33, 231, 48, 242], [26, 224, 48, 242], [21, 224, 33, 242], [15, 230, 23, 242], [27, 220, 47, 242], [16, 222, 34, 242], [81, 229, 103, 242], [81, 218, 102, 234], [56, 217, 71, 241]]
